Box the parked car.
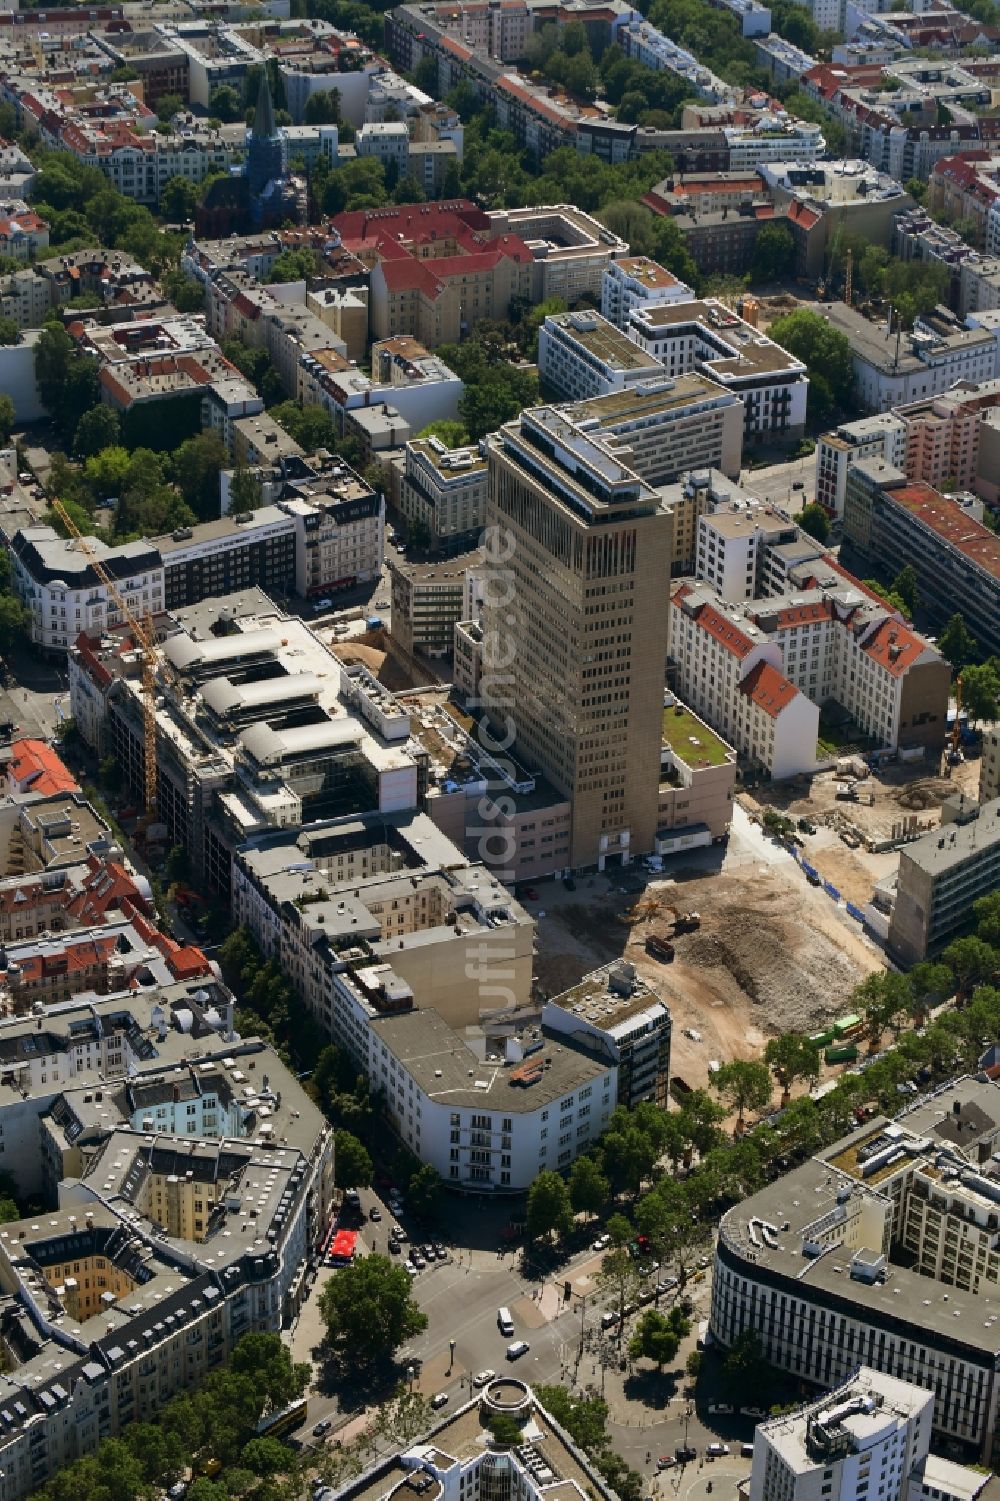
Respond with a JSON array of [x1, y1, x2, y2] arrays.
[[655, 1277, 677, 1298], [741, 1444, 755, 1458], [431, 1393, 450, 1410], [411, 1253, 426, 1269], [433, 1243, 446, 1259], [657, 1457, 677, 1471], [313, 1420, 333, 1437], [473, 1370, 496, 1388], [705, 1444, 730, 1458], [388, 1239, 401, 1254], [740, 1407, 767, 1419], [593, 1234, 611, 1251], [708, 1403, 734, 1416], [675, 1447, 697, 1464], [601, 1311, 619, 1330], [404, 1260, 418, 1275], [506, 1340, 530, 1361], [369, 1206, 381, 1221]]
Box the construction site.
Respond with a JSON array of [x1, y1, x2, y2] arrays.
[[530, 807, 884, 1094]]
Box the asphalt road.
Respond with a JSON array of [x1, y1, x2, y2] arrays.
[[740, 453, 816, 510]]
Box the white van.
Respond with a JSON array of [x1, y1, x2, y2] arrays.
[[497, 1307, 514, 1336]]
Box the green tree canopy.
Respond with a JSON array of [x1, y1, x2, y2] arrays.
[[568, 1154, 610, 1220], [752, 222, 796, 283], [960, 661, 1000, 725], [334, 1129, 373, 1189], [795, 502, 830, 544], [939, 613, 976, 672], [317, 1253, 428, 1367], [73, 404, 121, 460], [526, 1169, 573, 1242], [764, 1033, 821, 1100], [769, 308, 854, 424], [711, 1059, 772, 1127], [628, 1306, 690, 1370]]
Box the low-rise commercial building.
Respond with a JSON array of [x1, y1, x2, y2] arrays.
[[658, 696, 736, 850], [889, 795, 1000, 962], [387, 550, 482, 659]]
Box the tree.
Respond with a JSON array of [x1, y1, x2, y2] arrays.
[[334, 1130, 373, 1189], [599, 1243, 640, 1337], [209, 84, 242, 121], [569, 1154, 609, 1221], [685, 1349, 703, 1381], [721, 1329, 769, 1400], [769, 308, 854, 421], [486, 1412, 524, 1447], [228, 464, 264, 516], [172, 431, 228, 520], [317, 1253, 427, 1367], [0, 594, 28, 653], [73, 404, 121, 459], [269, 401, 339, 454], [960, 662, 1000, 726], [160, 176, 200, 223], [892, 564, 919, 618], [943, 936, 997, 997], [907, 961, 953, 1024], [0, 317, 19, 346], [795, 502, 830, 544], [165, 845, 191, 883], [628, 1306, 690, 1370], [267, 247, 320, 284], [162, 265, 205, 313], [417, 419, 470, 447], [852, 970, 913, 1049], [711, 1059, 772, 1129], [0, 393, 13, 447], [407, 1163, 443, 1220], [526, 1169, 572, 1242], [764, 1033, 821, 1104], [752, 222, 796, 283], [939, 613, 976, 673]]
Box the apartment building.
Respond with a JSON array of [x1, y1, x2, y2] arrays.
[[156, 508, 297, 610], [398, 436, 488, 553], [657, 696, 736, 851], [654, 469, 748, 574], [696, 502, 808, 602], [822, 303, 1000, 412], [843, 460, 1000, 659], [601, 256, 694, 331], [724, 116, 825, 167], [817, 413, 910, 517], [485, 205, 629, 304], [669, 583, 819, 779], [889, 796, 1000, 962], [387, 550, 482, 658], [538, 310, 665, 402], [280, 464, 384, 600], [11, 526, 164, 659], [482, 406, 673, 870], [0, 978, 332, 1501], [627, 300, 809, 443], [712, 1077, 1000, 1462], [542, 961, 671, 1108], [333, 200, 534, 348], [0, 266, 51, 329], [750, 1369, 990, 1501]]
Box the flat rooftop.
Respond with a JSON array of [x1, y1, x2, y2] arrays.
[[564, 371, 737, 425], [662, 701, 733, 767], [371, 1008, 609, 1112], [898, 798, 1000, 877], [546, 311, 662, 373], [546, 961, 667, 1034]]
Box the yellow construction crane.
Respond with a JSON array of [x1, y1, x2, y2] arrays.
[[51, 501, 158, 820], [844, 247, 853, 307]]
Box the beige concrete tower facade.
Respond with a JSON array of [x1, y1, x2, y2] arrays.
[[482, 406, 672, 871]]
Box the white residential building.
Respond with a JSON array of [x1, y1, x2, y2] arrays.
[[723, 116, 825, 167], [601, 256, 694, 331], [355, 120, 410, 174], [669, 582, 819, 778], [750, 1368, 990, 1501], [815, 413, 908, 517], [823, 304, 1000, 413], [11, 527, 164, 659], [538, 310, 665, 402], [628, 300, 809, 443]]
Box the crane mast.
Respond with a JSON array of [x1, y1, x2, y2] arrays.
[[51, 501, 158, 820]]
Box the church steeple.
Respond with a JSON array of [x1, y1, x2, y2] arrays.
[[253, 68, 277, 140]]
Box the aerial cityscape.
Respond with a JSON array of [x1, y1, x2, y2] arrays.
[[0, 0, 1000, 1500]]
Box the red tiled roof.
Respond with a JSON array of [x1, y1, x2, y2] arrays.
[[739, 660, 799, 719], [860, 617, 929, 678], [788, 201, 821, 230], [697, 602, 756, 659], [7, 739, 79, 798]]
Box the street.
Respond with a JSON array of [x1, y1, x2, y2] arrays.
[[285, 1185, 751, 1489], [740, 453, 816, 510]]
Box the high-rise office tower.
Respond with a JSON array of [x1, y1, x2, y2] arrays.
[[482, 405, 672, 871]]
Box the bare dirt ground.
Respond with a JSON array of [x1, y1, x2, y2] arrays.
[[332, 635, 425, 693], [531, 849, 883, 1092]]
